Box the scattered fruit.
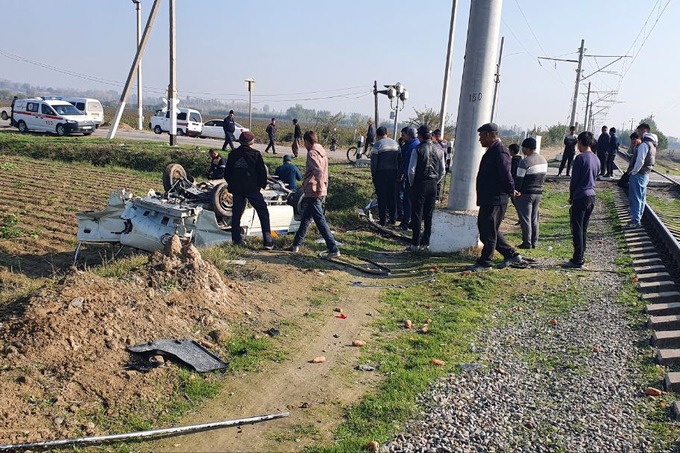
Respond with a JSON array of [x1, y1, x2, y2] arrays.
[[404, 319, 413, 329], [645, 387, 662, 396], [593, 347, 601, 353], [311, 356, 326, 364], [461, 270, 472, 276], [352, 340, 366, 347], [420, 326, 429, 334], [333, 307, 343, 313], [549, 318, 558, 326], [365, 440, 379, 452], [426, 318, 432, 324], [431, 359, 445, 366], [336, 313, 348, 319]]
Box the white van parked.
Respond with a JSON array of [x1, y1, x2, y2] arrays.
[[63, 97, 104, 127], [149, 107, 202, 137], [13, 97, 96, 136]]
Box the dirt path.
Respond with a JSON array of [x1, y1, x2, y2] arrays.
[[143, 255, 385, 452]]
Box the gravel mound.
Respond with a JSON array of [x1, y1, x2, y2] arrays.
[[386, 199, 672, 451]]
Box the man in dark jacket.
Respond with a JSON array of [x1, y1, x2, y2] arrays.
[[397, 127, 420, 230], [468, 122, 523, 271], [406, 125, 445, 251], [365, 118, 376, 153], [224, 131, 273, 249], [292, 118, 302, 157], [596, 125, 609, 177], [371, 126, 401, 226], [514, 137, 547, 249], [206, 149, 227, 180], [558, 125, 577, 176], [265, 118, 277, 154], [275, 154, 302, 189], [222, 110, 236, 152], [605, 127, 620, 178]]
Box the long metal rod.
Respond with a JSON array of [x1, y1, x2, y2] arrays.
[[136, 1, 143, 130], [168, 0, 177, 145], [583, 82, 591, 132], [438, 0, 458, 134], [0, 412, 289, 451], [107, 0, 161, 140]]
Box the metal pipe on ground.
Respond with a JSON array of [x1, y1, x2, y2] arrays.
[[0, 412, 289, 451]]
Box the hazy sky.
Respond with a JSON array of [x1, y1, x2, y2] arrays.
[[1, 0, 678, 136]]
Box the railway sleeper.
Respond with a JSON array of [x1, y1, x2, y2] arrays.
[[638, 280, 679, 293], [647, 302, 680, 317], [648, 314, 680, 331], [636, 272, 672, 282], [641, 291, 680, 303], [657, 349, 680, 366], [652, 330, 680, 348]]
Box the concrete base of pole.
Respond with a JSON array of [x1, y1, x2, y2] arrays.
[[429, 209, 480, 253]]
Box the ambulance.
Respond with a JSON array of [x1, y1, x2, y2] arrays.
[[12, 97, 96, 136]]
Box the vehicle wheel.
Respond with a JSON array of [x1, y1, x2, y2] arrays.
[[288, 187, 305, 220], [162, 163, 187, 192], [17, 121, 28, 133], [0, 111, 8, 120], [153, 125, 162, 134], [211, 182, 233, 218], [346, 147, 358, 163], [56, 124, 66, 136], [177, 128, 185, 136], [84, 132, 93, 136]]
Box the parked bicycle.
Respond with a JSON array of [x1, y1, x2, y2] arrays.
[[346, 143, 373, 163]]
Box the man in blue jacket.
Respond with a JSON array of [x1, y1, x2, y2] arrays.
[[221, 110, 236, 152], [468, 123, 522, 271], [397, 127, 419, 230], [275, 154, 302, 189]]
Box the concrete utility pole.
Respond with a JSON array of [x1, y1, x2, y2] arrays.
[[132, 0, 143, 131], [490, 35, 504, 123], [438, 0, 458, 135], [107, 0, 161, 140], [373, 80, 379, 128], [583, 82, 591, 132], [168, 0, 177, 146], [244, 78, 255, 130], [569, 39, 585, 128], [447, 0, 503, 212]]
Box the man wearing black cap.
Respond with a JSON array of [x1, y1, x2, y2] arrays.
[[468, 122, 523, 271], [406, 125, 445, 251], [222, 110, 236, 152], [514, 137, 547, 249], [224, 130, 274, 250], [397, 126, 420, 230]]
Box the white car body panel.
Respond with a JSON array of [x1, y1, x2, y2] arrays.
[[200, 119, 249, 141]]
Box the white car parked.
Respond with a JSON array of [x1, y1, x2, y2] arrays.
[[200, 119, 249, 141]]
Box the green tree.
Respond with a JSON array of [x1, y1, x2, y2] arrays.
[[407, 106, 455, 137], [314, 112, 346, 146], [638, 116, 668, 150]]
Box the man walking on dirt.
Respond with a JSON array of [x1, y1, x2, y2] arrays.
[[265, 118, 277, 154], [467, 122, 523, 271], [222, 110, 236, 152], [365, 118, 376, 154], [224, 131, 274, 250], [292, 118, 302, 158], [289, 131, 340, 258]]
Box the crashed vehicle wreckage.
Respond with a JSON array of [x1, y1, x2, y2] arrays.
[[75, 163, 303, 261]]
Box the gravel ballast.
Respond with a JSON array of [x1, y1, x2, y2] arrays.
[[386, 198, 674, 451]]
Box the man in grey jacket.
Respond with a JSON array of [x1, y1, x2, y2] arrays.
[[626, 123, 657, 228], [514, 137, 547, 249], [406, 125, 445, 251], [371, 126, 401, 226]]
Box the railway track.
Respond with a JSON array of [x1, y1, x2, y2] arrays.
[[613, 153, 680, 418]]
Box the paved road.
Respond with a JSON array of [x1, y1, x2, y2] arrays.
[[0, 119, 360, 161]]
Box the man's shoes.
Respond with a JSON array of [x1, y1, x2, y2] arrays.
[[625, 222, 642, 229], [420, 245, 430, 251], [531, 243, 537, 249], [497, 254, 524, 269], [399, 222, 410, 230], [466, 263, 493, 272], [320, 250, 341, 258], [288, 245, 300, 253], [517, 243, 532, 249], [514, 221, 521, 226], [561, 259, 584, 269], [405, 245, 420, 252], [263, 243, 274, 250]]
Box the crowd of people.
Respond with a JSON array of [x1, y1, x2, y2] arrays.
[[208, 111, 657, 271]]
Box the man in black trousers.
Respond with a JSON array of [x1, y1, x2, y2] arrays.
[[222, 110, 236, 152], [467, 122, 523, 271]]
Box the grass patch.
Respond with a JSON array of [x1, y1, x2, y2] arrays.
[[90, 254, 149, 279]]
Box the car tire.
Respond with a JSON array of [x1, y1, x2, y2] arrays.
[[288, 187, 305, 221], [211, 182, 233, 219], [163, 163, 187, 192], [56, 124, 66, 136], [84, 132, 93, 136], [1, 111, 8, 120], [177, 128, 185, 136], [17, 121, 28, 133], [153, 125, 162, 134]]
